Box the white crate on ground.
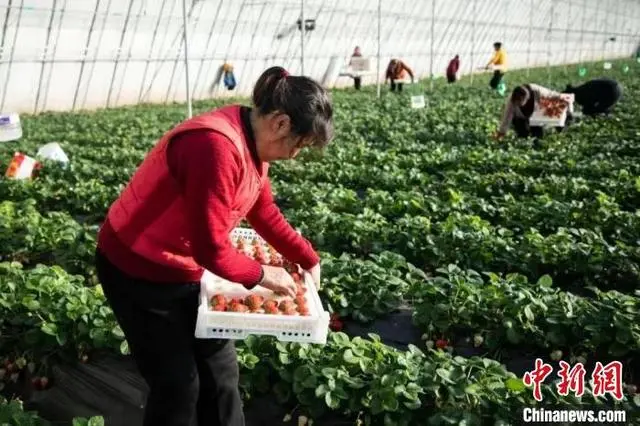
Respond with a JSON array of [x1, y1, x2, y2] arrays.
[[194, 228, 330, 344]]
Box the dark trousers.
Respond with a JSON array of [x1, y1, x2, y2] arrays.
[[490, 70, 504, 89], [95, 250, 244, 426], [354, 77, 362, 90], [513, 117, 544, 139], [390, 81, 403, 92], [447, 74, 456, 83]]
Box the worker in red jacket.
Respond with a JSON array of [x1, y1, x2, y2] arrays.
[[95, 66, 332, 426], [446, 55, 460, 83]]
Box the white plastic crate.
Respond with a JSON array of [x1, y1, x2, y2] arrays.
[[530, 95, 573, 128], [530, 108, 568, 127], [393, 79, 412, 85], [194, 228, 330, 344]]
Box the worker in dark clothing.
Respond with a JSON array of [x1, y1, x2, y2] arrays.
[[446, 55, 460, 83], [563, 78, 622, 117], [349, 46, 363, 90]]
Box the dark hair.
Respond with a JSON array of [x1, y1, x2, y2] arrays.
[[494, 42, 502, 49], [252, 66, 333, 148], [511, 86, 527, 102], [563, 84, 575, 93]]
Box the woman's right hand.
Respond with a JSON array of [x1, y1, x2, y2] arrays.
[[259, 265, 297, 298]]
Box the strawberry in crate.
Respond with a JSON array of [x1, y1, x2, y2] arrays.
[[251, 237, 266, 264], [279, 299, 298, 316], [210, 294, 227, 311], [538, 97, 569, 118], [296, 296, 310, 316], [244, 294, 264, 313], [228, 298, 250, 313], [290, 271, 307, 296], [263, 300, 280, 315]]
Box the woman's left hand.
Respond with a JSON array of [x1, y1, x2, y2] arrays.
[[306, 263, 321, 290]]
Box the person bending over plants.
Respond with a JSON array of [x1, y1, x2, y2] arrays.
[[94, 66, 331, 426], [385, 58, 414, 92], [494, 83, 569, 140], [563, 77, 622, 117]]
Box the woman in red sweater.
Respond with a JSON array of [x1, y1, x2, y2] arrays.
[[95, 66, 333, 426]]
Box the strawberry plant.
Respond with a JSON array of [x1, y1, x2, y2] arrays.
[[0, 397, 103, 426], [0, 263, 124, 359], [409, 264, 640, 361], [319, 251, 426, 322]]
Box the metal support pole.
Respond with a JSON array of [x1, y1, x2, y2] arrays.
[[429, 0, 435, 91], [579, 0, 586, 65], [564, 0, 571, 73], [547, 3, 553, 86], [469, 0, 475, 85], [593, 0, 601, 61], [182, 0, 192, 118], [376, 0, 381, 98], [602, 0, 610, 60], [527, 0, 532, 76], [300, 0, 305, 75]]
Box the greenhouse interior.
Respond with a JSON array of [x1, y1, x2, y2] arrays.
[[0, 0, 640, 425]]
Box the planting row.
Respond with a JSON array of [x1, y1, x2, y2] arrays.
[[0, 262, 638, 425], [2, 188, 638, 294]]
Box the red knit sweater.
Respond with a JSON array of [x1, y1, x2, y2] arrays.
[[98, 108, 319, 286]]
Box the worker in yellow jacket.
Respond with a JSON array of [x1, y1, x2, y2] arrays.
[[485, 42, 507, 89]]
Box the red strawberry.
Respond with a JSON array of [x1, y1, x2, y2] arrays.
[[295, 295, 307, 307], [244, 294, 264, 311], [329, 319, 343, 331], [279, 300, 296, 312], [329, 313, 343, 331], [211, 303, 226, 312], [40, 377, 49, 389], [435, 339, 448, 349], [270, 257, 283, 267], [290, 272, 302, 283], [263, 300, 278, 310], [298, 305, 310, 316], [230, 303, 249, 313], [31, 377, 40, 389], [210, 294, 226, 306], [282, 307, 298, 316], [264, 305, 280, 315]]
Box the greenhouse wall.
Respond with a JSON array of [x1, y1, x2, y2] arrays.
[[0, 0, 639, 114]]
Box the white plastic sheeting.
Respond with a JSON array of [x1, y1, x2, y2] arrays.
[[0, 0, 638, 113]]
